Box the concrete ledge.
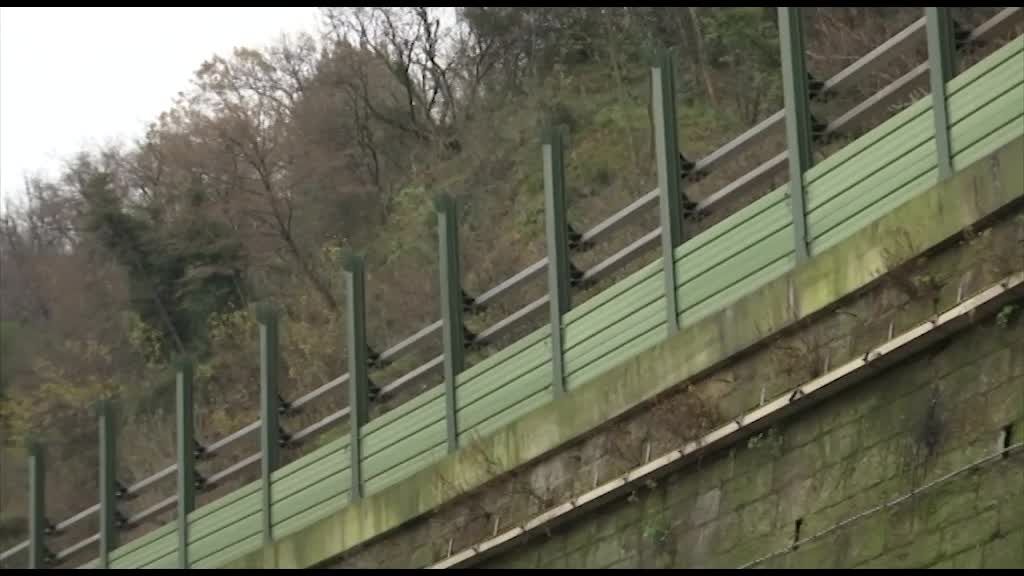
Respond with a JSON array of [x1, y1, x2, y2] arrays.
[[223, 137, 1023, 569]]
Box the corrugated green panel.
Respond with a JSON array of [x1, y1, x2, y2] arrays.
[[187, 480, 260, 525], [808, 139, 936, 241], [188, 510, 261, 566], [952, 115, 1024, 171], [109, 525, 177, 568], [805, 38, 1020, 258], [947, 56, 1023, 128], [272, 446, 350, 504], [946, 35, 1023, 96], [458, 386, 552, 444], [362, 393, 444, 460], [455, 324, 548, 388], [456, 336, 550, 409], [108, 522, 176, 562], [563, 270, 663, 353], [363, 385, 443, 435], [675, 196, 791, 287], [457, 362, 551, 433], [678, 226, 793, 316], [811, 167, 939, 256], [272, 490, 351, 541], [271, 433, 349, 486], [564, 296, 665, 377], [363, 418, 446, 481], [564, 257, 661, 325], [675, 187, 788, 261], [806, 99, 933, 187], [191, 532, 263, 570], [680, 254, 795, 330], [187, 489, 261, 546], [140, 549, 178, 569], [271, 469, 350, 528], [949, 86, 1024, 155], [805, 96, 931, 187], [806, 113, 933, 215], [364, 442, 448, 495], [567, 322, 668, 391]]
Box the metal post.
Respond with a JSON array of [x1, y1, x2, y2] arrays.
[[343, 255, 369, 502], [779, 7, 812, 263], [927, 7, 956, 179], [435, 193, 463, 453], [543, 125, 571, 398], [98, 399, 117, 568], [28, 443, 45, 569], [652, 47, 684, 334], [257, 303, 279, 545], [175, 358, 195, 568]]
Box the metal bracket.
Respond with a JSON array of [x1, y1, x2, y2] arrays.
[[806, 71, 831, 103], [277, 394, 296, 416], [568, 262, 590, 289], [42, 519, 60, 537], [463, 325, 485, 351], [278, 426, 293, 448], [42, 546, 57, 566], [367, 378, 382, 401], [679, 152, 709, 183], [953, 20, 975, 52], [367, 346, 391, 370], [114, 509, 130, 530], [462, 289, 485, 314], [113, 479, 136, 500], [567, 223, 594, 252], [193, 438, 209, 460]]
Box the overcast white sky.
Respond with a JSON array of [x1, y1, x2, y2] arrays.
[[0, 7, 322, 208]]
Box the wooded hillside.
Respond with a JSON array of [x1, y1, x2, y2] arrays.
[[1, 7, 1015, 563]]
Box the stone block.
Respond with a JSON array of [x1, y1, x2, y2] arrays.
[[784, 533, 840, 569], [738, 494, 779, 538], [976, 459, 1024, 513], [843, 511, 886, 566], [776, 476, 814, 529], [997, 490, 1024, 534], [586, 535, 624, 569], [712, 510, 741, 555], [942, 507, 998, 558], [822, 421, 861, 466], [895, 530, 942, 568], [886, 499, 919, 551], [785, 415, 821, 452], [691, 488, 721, 527], [721, 461, 774, 512], [982, 530, 1024, 568], [950, 544, 983, 569], [922, 484, 977, 532], [841, 441, 890, 497], [986, 380, 1023, 430]]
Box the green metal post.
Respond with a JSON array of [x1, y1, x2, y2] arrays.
[[257, 303, 279, 545], [927, 7, 956, 179], [652, 47, 684, 334], [435, 193, 463, 453], [543, 125, 571, 398], [175, 358, 195, 568], [779, 7, 813, 263], [344, 256, 369, 502], [28, 443, 45, 569], [98, 399, 117, 568]]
